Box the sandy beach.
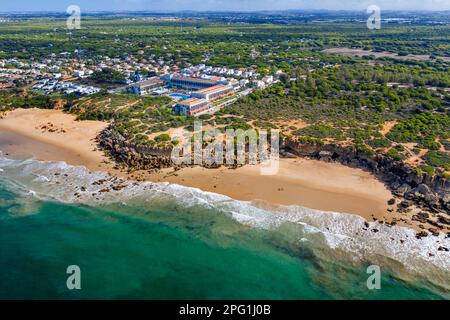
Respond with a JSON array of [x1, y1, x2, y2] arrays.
[[0, 108, 406, 224], [0, 108, 108, 170]]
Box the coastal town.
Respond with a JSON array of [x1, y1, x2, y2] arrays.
[[0, 15, 448, 234], [0, 54, 277, 116]]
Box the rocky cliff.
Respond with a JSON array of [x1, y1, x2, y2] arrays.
[[98, 127, 449, 224], [98, 128, 174, 170], [284, 139, 450, 216]]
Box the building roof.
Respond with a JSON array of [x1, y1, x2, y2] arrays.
[[170, 76, 217, 85], [195, 84, 233, 95], [177, 98, 208, 107], [133, 78, 165, 88], [189, 104, 211, 115]]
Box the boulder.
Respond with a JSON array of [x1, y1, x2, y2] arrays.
[[438, 216, 450, 226], [416, 231, 428, 239], [415, 184, 431, 196], [318, 151, 333, 159], [412, 212, 429, 224], [397, 184, 412, 194], [424, 193, 439, 205], [398, 200, 413, 209], [428, 228, 439, 236]]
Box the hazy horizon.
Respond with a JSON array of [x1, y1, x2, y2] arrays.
[[2, 9, 450, 14], [1, 0, 450, 13]]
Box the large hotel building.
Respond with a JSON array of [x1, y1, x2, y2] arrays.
[[129, 74, 237, 117], [175, 98, 210, 116], [128, 78, 166, 95], [191, 84, 234, 101], [162, 75, 218, 90]]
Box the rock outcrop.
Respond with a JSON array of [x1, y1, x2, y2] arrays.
[[284, 140, 450, 216], [98, 128, 174, 171], [97, 128, 449, 228]]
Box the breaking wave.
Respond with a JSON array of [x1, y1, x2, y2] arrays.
[[0, 152, 449, 291]]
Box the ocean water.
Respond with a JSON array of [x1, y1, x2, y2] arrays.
[[0, 153, 449, 300]]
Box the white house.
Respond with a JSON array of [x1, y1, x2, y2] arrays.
[[73, 70, 85, 77]]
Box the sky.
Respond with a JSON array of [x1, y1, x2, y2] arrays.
[[1, 0, 450, 12]]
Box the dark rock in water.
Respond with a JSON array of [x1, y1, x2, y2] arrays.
[[371, 229, 379, 233], [398, 207, 412, 214], [416, 231, 428, 239], [428, 228, 439, 236], [364, 221, 369, 228], [438, 216, 450, 226], [387, 198, 396, 205], [438, 246, 449, 252]]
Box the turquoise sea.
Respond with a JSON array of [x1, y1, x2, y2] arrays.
[[0, 153, 449, 300]]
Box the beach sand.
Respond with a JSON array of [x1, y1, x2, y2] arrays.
[[0, 108, 108, 170], [0, 108, 407, 225], [141, 160, 393, 220]]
